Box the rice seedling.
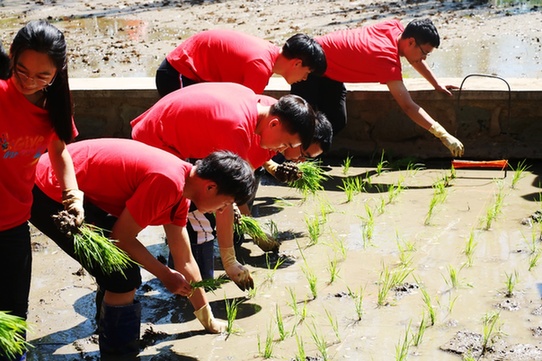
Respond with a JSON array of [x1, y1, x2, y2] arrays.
[[510, 159, 530, 189], [318, 198, 334, 224], [327, 256, 340, 285], [411, 313, 427, 347], [224, 296, 242, 336], [443, 264, 461, 289], [360, 203, 375, 247], [397, 237, 416, 267], [342, 154, 353, 175], [324, 308, 341, 342], [302, 264, 318, 299], [289, 160, 327, 196], [190, 273, 230, 292], [420, 287, 436, 326], [347, 285, 364, 321], [286, 287, 299, 317], [377, 196, 386, 214], [375, 150, 389, 176], [463, 230, 478, 267], [299, 300, 309, 323], [257, 323, 275, 359], [247, 285, 258, 299], [338, 176, 364, 202], [481, 311, 502, 356], [406, 160, 426, 176], [462, 351, 476, 361], [0, 311, 31, 360], [234, 215, 266, 240], [294, 334, 306, 361], [309, 323, 329, 361], [424, 177, 449, 225], [275, 304, 288, 341], [263, 253, 286, 284], [504, 270, 519, 297], [388, 177, 405, 204], [329, 232, 347, 261], [266, 219, 279, 240], [529, 251, 541, 271], [395, 321, 411, 361], [377, 263, 413, 307], [305, 214, 322, 246], [481, 180, 506, 230]]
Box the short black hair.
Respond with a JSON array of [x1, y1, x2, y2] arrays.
[[195, 151, 256, 206], [311, 112, 333, 154], [401, 18, 440, 48], [282, 34, 327, 76], [0, 41, 9, 80], [270, 94, 316, 150]]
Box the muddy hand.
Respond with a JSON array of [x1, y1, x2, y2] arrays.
[[61, 188, 85, 226]]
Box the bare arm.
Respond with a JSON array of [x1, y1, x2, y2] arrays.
[[111, 208, 192, 297], [409, 59, 458, 96], [47, 138, 78, 190]]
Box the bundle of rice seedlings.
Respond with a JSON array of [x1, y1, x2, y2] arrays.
[[289, 160, 327, 195], [235, 216, 280, 252], [0, 311, 31, 359], [53, 210, 136, 276], [191, 274, 230, 292]]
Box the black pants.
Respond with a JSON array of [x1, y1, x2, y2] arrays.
[[29, 186, 142, 293], [291, 73, 348, 135], [155, 58, 198, 98]]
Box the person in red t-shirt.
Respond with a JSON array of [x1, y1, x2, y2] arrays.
[[30, 139, 256, 359], [291, 18, 464, 157], [155, 29, 327, 97], [131, 82, 316, 290], [0, 21, 84, 361]]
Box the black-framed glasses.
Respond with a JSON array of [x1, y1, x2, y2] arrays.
[[416, 42, 430, 57], [15, 69, 55, 86]]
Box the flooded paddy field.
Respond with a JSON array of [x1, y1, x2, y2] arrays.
[[27, 158, 542, 360]]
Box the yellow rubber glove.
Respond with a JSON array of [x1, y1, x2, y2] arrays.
[[429, 123, 464, 157], [61, 188, 85, 226], [220, 246, 254, 291], [193, 304, 226, 334]]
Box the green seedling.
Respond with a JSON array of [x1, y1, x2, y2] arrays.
[[388, 177, 405, 204], [266, 219, 279, 240], [510, 159, 530, 189], [305, 214, 322, 246], [302, 264, 318, 299], [327, 257, 340, 285], [377, 263, 413, 307], [275, 304, 288, 340], [263, 253, 286, 284], [190, 274, 230, 292], [420, 287, 436, 326], [375, 150, 389, 176], [395, 321, 411, 361], [424, 177, 448, 225], [377, 196, 386, 214], [342, 154, 353, 175], [347, 286, 364, 321], [481, 180, 506, 230], [257, 323, 274, 359], [224, 296, 242, 336], [0, 311, 31, 360], [411, 313, 427, 347], [338, 176, 364, 202], [529, 251, 541, 271], [324, 308, 341, 342], [294, 334, 306, 361], [504, 270, 519, 297], [360, 203, 375, 247], [481, 311, 502, 356], [463, 230, 478, 267], [309, 323, 329, 361], [397, 237, 416, 267], [443, 264, 461, 289], [287, 287, 299, 317], [289, 160, 327, 196]]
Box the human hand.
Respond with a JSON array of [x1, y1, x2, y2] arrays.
[[162, 268, 193, 297], [274, 162, 302, 183], [252, 232, 280, 253], [220, 246, 254, 291], [61, 188, 85, 226], [429, 123, 464, 157], [194, 304, 226, 333], [435, 84, 458, 96]]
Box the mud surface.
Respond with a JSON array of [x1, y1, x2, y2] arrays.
[[27, 159, 542, 360]]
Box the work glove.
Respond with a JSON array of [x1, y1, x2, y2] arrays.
[[61, 188, 85, 227], [429, 122, 464, 157], [265, 161, 302, 183], [194, 304, 226, 334], [252, 232, 280, 253], [220, 246, 254, 291]]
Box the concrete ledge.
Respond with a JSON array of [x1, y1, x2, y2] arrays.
[[69, 76, 542, 160]]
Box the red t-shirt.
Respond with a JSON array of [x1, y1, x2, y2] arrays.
[[246, 94, 278, 168], [166, 29, 280, 94], [131, 82, 276, 166], [0, 79, 62, 230], [317, 19, 404, 83], [35, 138, 191, 228]]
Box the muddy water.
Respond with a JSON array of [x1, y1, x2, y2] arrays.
[[27, 160, 542, 360]]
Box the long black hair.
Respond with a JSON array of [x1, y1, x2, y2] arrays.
[[10, 20, 74, 143]]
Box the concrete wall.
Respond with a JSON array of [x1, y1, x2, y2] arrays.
[[70, 76, 542, 160]]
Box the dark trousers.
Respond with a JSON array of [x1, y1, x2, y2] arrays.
[[155, 58, 198, 98], [291, 73, 348, 134]]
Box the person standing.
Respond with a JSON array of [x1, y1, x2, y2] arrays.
[[155, 29, 326, 97], [30, 139, 256, 359], [0, 20, 84, 361], [291, 18, 464, 157]]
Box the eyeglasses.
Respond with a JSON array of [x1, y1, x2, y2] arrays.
[[15, 69, 55, 86], [416, 42, 430, 57]]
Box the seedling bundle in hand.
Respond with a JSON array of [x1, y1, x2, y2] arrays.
[[235, 215, 280, 252], [0, 311, 31, 359], [191, 274, 231, 292], [52, 210, 136, 276], [289, 160, 327, 195]]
